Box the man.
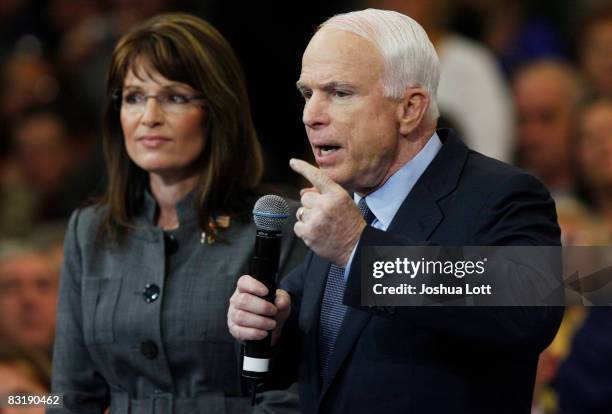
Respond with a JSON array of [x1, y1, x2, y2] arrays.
[[0, 345, 51, 414], [0, 244, 60, 357], [578, 4, 612, 98], [513, 60, 583, 197], [576, 97, 612, 234], [1, 108, 88, 237], [228, 9, 562, 413]]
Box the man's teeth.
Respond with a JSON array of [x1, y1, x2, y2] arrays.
[[321, 147, 338, 155]]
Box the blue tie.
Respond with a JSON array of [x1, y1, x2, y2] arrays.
[[318, 197, 376, 380]]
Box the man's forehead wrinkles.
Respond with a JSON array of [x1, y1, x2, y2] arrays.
[[298, 69, 358, 90], [299, 50, 381, 92]]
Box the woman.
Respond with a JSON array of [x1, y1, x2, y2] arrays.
[[50, 13, 304, 413]]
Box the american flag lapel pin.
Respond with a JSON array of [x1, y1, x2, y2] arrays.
[[215, 215, 231, 229]]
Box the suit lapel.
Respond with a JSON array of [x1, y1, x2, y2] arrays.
[[387, 129, 468, 238], [318, 304, 371, 400], [301, 255, 330, 395], [301, 256, 330, 335], [316, 130, 469, 403], [389, 182, 443, 239]]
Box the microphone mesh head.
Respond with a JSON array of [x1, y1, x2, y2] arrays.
[[253, 195, 290, 231]]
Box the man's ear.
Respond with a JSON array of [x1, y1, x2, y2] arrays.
[[396, 87, 430, 135]]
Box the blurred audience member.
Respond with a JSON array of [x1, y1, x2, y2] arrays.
[[0, 0, 52, 64], [576, 97, 612, 234], [532, 307, 586, 414], [0, 242, 62, 357], [12, 109, 75, 198], [555, 197, 609, 246], [49, 0, 111, 116], [0, 107, 98, 237], [482, 0, 567, 78], [557, 303, 612, 414], [531, 194, 607, 413], [107, 0, 171, 31], [0, 345, 51, 414], [46, 0, 105, 41], [577, 3, 612, 98], [49, 0, 173, 117], [0, 48, 59, 170], [0, 52, 60, 122], [513, 60, 583, 197], [555, 96, 612, 414], [370, 0, 514, 162]]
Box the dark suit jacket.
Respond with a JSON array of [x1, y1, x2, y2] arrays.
[[275, 129, 563, 414]]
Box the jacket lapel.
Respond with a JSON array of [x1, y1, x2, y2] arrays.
[[300, 255, 331, 395], [387, 129, 468, 239], [318, 305, 371, 400]]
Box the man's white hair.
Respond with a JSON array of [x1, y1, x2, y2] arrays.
[[320, 8, 440, 121]]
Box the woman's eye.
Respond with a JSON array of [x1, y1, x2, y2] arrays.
[[124, 93, 144, 104], [168, 94, 189, 104]]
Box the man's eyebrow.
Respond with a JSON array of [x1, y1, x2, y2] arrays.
[[296, 81, 354, 91], [321, 81, 353, 91]]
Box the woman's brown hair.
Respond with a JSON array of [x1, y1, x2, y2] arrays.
[[100, 13, 263, 239]]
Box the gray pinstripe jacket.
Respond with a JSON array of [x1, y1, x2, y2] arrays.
[[50, 191, 306, 413]]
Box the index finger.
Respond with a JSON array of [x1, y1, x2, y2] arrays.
[[237, 275, 269, 297], [289, 158, 336, 193]]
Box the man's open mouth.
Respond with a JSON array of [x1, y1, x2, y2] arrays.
[[316, 145, 341, 156]]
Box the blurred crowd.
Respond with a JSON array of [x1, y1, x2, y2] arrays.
[[0, 0, 611, 413]]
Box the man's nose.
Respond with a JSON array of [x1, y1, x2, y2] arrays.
[[140, 97, 164, 127], [19, 286, 40, 308], [303, 94, 329, 129], [520, 119, 545, 143]]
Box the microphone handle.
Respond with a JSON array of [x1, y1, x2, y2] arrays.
[[242, 229, 281, 380]]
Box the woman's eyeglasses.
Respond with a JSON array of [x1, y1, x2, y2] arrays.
[[113, 89, 205, 114]]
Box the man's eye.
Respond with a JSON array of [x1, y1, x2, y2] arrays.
[[0, 281, 19, 294], [124, 93, 144, 104], [300, 90, 312, 100], [333, 90, 351, 98], [36, 278, 54, 292]]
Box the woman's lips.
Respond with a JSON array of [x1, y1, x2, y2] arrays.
[[138, 136, 171, 148]]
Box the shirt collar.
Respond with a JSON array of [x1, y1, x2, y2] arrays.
[[355, 131, 442, 230]]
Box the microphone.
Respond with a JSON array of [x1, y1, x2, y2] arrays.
[[242, 195, 289, 396]]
